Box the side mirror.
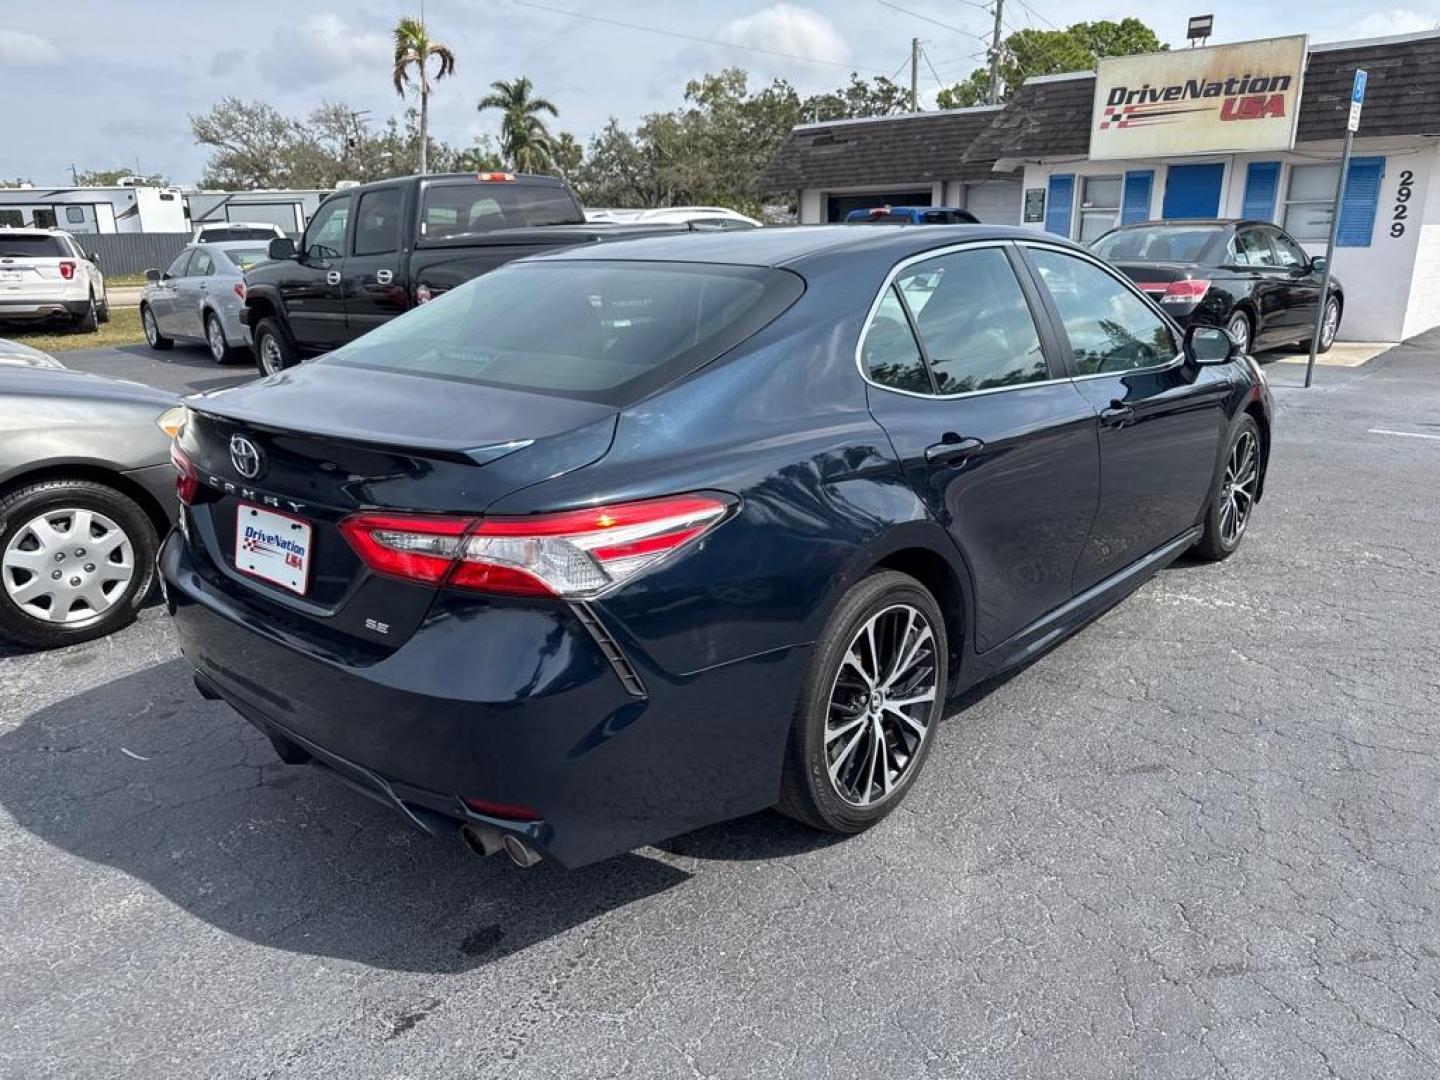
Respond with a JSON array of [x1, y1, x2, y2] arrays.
[[268, 236, 297, 261], [144, 268, 161, 283], [89, 251, 100, 266], [1185, 323, 1238, 365], [1310, 255, 1328, 275]]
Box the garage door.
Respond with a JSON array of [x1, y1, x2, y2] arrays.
[[964, 179, 1022, 224]]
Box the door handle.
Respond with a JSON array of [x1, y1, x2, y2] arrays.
[[924, 434, 984, 465], [325, 270, 342, 286], [375, 268, 393, 285], [1099, 402, 1135, 428]]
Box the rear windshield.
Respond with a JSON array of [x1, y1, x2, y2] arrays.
[[419, 182, 584, 241], [224, 247, 271, 270], [198, 227, 277, 242], [1091, 225, 1222, 263], [0, 234, 66, 257], [319, 260, 803, 405]]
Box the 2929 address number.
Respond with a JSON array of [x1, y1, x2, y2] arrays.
[[1391, 170, 1414, 238]]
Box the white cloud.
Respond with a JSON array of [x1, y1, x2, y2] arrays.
[[259, 13, 390, 88], [721, 5, 851, 68], [0, 29, 61, 66], [1351, 7, 1440, 37]]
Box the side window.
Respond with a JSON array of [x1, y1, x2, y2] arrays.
[[859, 287, 930, 393], [1028, 248, 1177, 375], [65, 207, 86, 224], [895, 247, 1048, 394], [303, 198, 350, 259], [164, 251, 192, 279], [190, 249, 215, 276], [1233, 228, 1275, 266], [354, 187, 402, 256], [1266, 228, 1308, 268]]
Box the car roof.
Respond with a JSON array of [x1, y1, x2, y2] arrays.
[[188, 239, 272, 252], [535, 223, 1074, 269], [1109, 219, 1257, 230]]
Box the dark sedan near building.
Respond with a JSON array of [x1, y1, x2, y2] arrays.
[[1, 362, 181, 647], [161, 225, 1272, 869], [1091, 219, 1343, 356]]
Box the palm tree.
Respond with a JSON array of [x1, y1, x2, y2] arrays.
[[391, 15, 456, 174], [477, 77, 559, 173]]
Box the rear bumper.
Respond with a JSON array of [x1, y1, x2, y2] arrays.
[[0, 297, 90, 320], [159, 529, 806, 868]]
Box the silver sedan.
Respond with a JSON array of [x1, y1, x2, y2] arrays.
[[140, 241, 271, 364]]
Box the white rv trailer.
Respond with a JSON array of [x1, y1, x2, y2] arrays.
[[184, 189, 332, 236], [0, 184, 188, 233]]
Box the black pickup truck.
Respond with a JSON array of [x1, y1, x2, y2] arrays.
[[241, 172, 678, 375]]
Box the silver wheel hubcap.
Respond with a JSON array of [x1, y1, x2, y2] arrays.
[[825, 603, 939, 807], [1321, 300, 1339, 347], [143, 309, 157, 344], [1228, 316, 1249, 354], [1219, 430, 1259, 547], [208, 319, 225, 359], [2, 508, 134, 624], [260, 335, 283, 374]]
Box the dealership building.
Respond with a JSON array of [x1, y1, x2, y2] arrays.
[[759, 30, 1440, 342]]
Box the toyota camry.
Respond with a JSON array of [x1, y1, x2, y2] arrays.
[[161, 225, 1272, 868]]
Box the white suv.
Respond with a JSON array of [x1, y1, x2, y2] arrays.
[[0, 228, 108, 332]]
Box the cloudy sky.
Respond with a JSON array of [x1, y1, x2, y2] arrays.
[[2, 0, 1436, 187]]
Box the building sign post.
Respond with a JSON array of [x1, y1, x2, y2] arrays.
[[1305, 69, 1365, 387]]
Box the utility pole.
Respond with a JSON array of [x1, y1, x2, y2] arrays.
[[69, 163, 78, 186], [910, 37, 920, 112], [989, 0, 1005, 105]]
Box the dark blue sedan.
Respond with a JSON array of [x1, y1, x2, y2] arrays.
[[160, 225, 1272, 868]]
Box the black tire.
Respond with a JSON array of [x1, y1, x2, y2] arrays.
[[777, 570, 949, 833], [1225, 310, 1253, 357], [204, 312, 238, 365], [253, 316, 297, 376], [97, 293, 111, 324], [74, 293, 99, 333], [0, 479, 159, 649], [1193, 414, 1261, 562], [141, 304, 172, 351]]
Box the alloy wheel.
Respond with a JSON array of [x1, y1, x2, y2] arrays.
[[208, 317, 226, 361], [1, 508, 135, 625], [1321, 299, 1340, 349], [824, 603, 939, 807], [1227, 314, 1250, 355], [259, 334, 284, 375], [1219, 430, 1259, 546], [142, 308, 158, 345]]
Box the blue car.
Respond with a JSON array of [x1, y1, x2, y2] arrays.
[[161, 225, 1272, 868], [844, 206, 979, 224]]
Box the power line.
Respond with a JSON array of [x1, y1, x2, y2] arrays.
[[920, 46, 948, 92], [874, 0, 989, 42], [510, 0, 892, 74], [1010, 0, 1061, 31]]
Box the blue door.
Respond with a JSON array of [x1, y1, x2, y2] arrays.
[[1162, 163, 1225, 219]]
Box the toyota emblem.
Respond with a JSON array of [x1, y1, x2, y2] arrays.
[[229, 434, 263, 480]]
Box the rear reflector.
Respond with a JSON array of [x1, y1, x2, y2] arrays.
[[58, 261, 76, 280], [1160, 279, 1210, 304], [170, 444, 198, 505], [340, 493, 734, 598], [461, 797, 540, 821]]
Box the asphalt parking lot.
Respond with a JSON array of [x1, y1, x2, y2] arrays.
[[4, 341, 1439, 1079]]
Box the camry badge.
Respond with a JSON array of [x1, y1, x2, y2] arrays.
[[229, 434, 263, 480]]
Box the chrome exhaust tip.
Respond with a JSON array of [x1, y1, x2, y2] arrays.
[[501, 834, 543, 868], [459, 823, 504, 858]]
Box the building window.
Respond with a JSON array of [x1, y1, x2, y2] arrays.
[[1078, 176, 1122, 243], [1282, 163, 1340, 242], [65, 207, 86, 224]]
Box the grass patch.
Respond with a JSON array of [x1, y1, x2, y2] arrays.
[[1, 305, 146, 353], [104, 272, 150, 287]]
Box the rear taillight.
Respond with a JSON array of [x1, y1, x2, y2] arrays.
[[170, 444, 198, 505], [58, 261, 76, 280], [476, 171, 516, 182], [233, 282, 246, 301], [340, 493, 734, 598], [1160, 279, 1210, 304]]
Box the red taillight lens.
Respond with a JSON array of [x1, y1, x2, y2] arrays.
[[58, 261, 76, 280], [339, 494, 733, 597], [233, 282, 246, 302], [170, 444, 198, 505], [476, 171, 516, 182], [1160, 278, 1210, 304]]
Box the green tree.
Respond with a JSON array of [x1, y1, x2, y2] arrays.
[[549, 132, 584, 179], [937, 17, 1164, 108], [73, 167, 172, 186], [801, 74, 911, 123], [391, 15, 456, 175], [477, 76, 559, 173]]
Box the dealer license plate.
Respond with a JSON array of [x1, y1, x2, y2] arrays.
[[0, 270, 22, 282], [234, 503, 312, 595]]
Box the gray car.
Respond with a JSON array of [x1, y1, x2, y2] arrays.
[[0, 336, 65, 369], [141, 241, 270, 364], [0, 363, 181, 648]]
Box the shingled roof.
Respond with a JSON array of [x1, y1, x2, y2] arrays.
[[962, 73, 1095, 164], [756, 107, 1007, 191]]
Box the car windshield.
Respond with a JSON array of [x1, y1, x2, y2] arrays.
[[224, 248, 270, 271], [418, 182, 584, 240], [0, 234, 66, 257], [1091, 225, 1222, 263], [319, 260, 802, 405]]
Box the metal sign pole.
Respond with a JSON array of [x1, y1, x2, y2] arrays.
[[1306, 69, 1366, 388]]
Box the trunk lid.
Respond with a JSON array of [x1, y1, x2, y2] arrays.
[[179, 363, 617, 650], [1109, 261, 1192, 298]]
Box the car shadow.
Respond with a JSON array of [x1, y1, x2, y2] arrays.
[[0, 658, 691, 973]]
